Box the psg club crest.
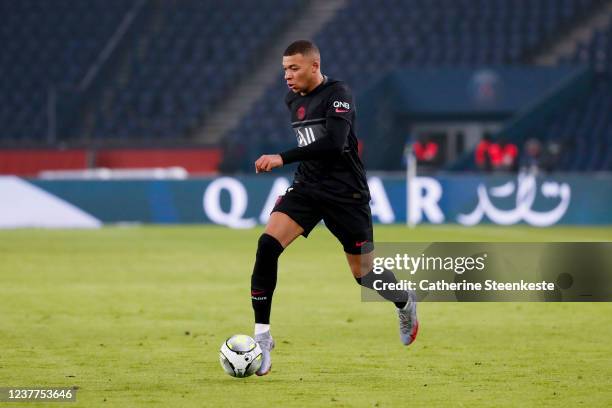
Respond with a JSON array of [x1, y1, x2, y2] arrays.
[[297, 106, 306, 120]]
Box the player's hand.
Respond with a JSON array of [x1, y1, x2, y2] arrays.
[[255, 154, 283, 173]]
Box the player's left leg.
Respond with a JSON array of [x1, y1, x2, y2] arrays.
[[346, 252, 419, 346], [323, 200, 419, 345], [345, 251, 408, 307]]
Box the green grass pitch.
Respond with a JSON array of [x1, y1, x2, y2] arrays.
[[1, 225, 611, 407]]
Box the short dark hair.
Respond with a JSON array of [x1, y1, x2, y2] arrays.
[[283, 40, 319, 57]]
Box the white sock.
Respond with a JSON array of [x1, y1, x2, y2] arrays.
[[254, 323, 270, 336]]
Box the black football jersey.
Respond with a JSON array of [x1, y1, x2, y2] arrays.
[[284, 76, 370, 202]]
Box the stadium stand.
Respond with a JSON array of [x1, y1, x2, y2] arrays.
[[0, 0, 300, 144], [225, 0, 605, 172], [536, 22, 612, 171], [0, 0, 137, 142], [524, 75, 611, 171], [1, 0, 610, 172], [83, 0, 300, 141]]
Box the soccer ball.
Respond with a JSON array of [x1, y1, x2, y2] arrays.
[[219, 334, 262, 378]]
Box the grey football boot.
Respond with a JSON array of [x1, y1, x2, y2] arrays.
[[398, 290, 419, 345], [254, 331, 275, 376]]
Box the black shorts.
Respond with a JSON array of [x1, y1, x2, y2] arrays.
[[272, 183, 373, 255]]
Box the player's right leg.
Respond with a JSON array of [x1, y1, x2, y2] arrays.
[[252, 211, 304, 376]]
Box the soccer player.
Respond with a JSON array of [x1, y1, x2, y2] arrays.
[[251, 40, 418, 376]]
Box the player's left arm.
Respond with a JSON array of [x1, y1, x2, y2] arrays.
[[254, 85, 353, 172], [255, 118, 351, 172], [255, 154, 284, 173]]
